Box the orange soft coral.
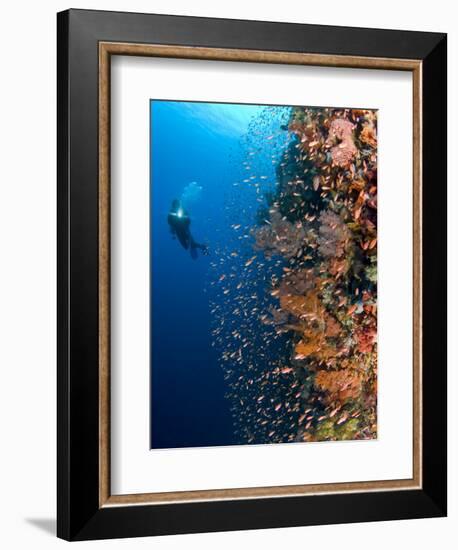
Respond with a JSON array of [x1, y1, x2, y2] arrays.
[[360, 122, 377, 148], [315, 369, 364, 404]]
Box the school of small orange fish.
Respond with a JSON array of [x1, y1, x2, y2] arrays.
[[209, 105, 378, 445]]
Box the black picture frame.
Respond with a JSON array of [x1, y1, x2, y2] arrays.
[[57, 8, 447, 541]]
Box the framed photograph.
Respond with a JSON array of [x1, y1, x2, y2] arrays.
[[57, 9, 447, 541]]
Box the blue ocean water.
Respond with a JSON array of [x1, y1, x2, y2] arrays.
[[150, 100, 290, 449]]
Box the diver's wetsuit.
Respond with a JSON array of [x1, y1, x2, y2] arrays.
[[168, 203, 208, 258]]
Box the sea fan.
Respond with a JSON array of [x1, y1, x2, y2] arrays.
[[317, 210, 350, 259]]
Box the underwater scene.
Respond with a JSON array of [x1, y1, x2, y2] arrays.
[[150, 99, 377, 449]]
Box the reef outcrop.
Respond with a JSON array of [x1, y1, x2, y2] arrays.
[[254, 106, 378, 442]]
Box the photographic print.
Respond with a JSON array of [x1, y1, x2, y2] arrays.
[[151, 99, 378, 450]]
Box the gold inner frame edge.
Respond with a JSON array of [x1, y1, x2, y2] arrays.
[[98, 42, 422, 507]]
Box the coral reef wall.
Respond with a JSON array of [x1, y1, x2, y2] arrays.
[[212, 105, 377, 445], [253, 106, 378, 442]]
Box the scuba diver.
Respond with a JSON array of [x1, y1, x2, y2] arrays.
[[168, 199, 209, 259]]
